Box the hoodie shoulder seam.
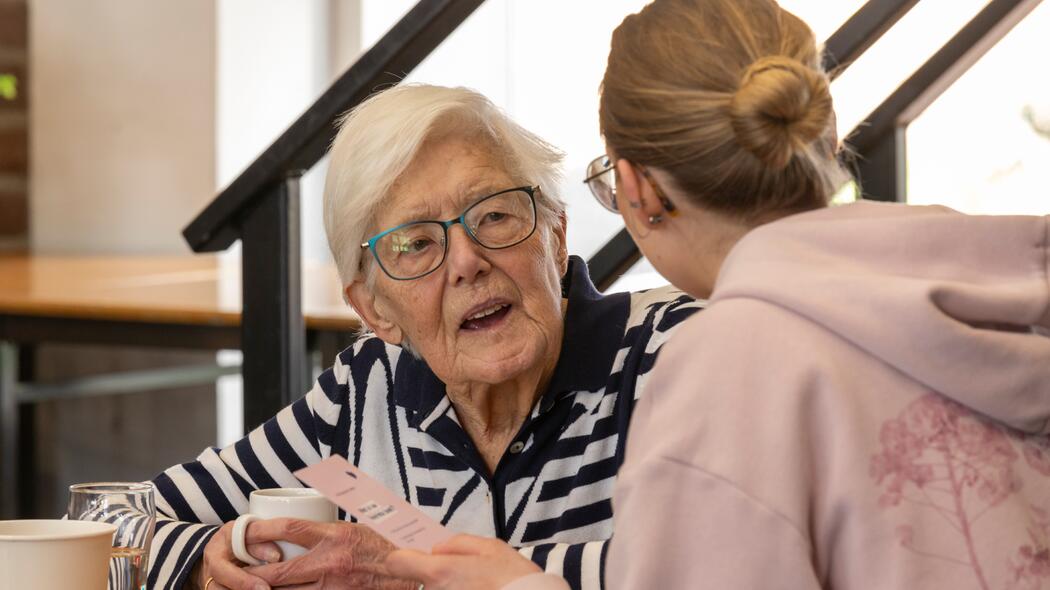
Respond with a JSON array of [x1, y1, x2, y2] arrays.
[[653, 453, 813, 549]]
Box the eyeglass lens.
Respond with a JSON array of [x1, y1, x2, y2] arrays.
[[585, 156, 618, 212]]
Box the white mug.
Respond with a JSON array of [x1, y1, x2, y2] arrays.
[[231, 488, 336, 565], [0, 519, 116, 590]]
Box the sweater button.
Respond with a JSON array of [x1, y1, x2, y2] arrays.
[[509, 441, 525, 454]]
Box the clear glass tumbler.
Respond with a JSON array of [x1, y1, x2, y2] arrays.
[[67, 482, 156, 590]]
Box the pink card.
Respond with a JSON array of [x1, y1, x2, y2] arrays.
[[294, 455, 455, 552]]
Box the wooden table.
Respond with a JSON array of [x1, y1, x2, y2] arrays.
[[0, 255, 361, 518]]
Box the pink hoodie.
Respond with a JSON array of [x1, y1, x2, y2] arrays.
[[604, 202, 1050, 589], [506, 202, 1049, 590]]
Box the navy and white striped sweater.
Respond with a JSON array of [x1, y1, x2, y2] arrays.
[[146, 258, 700, 589]]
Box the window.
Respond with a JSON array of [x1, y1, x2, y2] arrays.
[[906, 2, 1050, 215], [831, 0, 991, 140]]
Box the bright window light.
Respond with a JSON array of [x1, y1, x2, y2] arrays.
[[832, 0, 991, 140], [907, 2, 1050, 215]]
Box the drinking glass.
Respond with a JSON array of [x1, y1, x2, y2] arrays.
[[67, 482, 156, 590]]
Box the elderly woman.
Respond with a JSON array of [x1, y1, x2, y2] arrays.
[[144, 84, 699, 590]]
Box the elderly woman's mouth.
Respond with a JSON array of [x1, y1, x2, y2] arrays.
[[460, 302, 512, 331]]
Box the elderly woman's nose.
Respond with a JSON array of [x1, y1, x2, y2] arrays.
[[445, 225, 491, 285]]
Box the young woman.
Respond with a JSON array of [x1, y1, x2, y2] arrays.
[[386, 0, 1050, 588]]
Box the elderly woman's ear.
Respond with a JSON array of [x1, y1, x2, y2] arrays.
[[345, 282, 404, 345], [554, 212, 569, 279]]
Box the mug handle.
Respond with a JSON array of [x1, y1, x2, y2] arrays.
[[231, 514, 265, 566]]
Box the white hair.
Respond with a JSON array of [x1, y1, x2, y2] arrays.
[[323, 84, 567, 288]]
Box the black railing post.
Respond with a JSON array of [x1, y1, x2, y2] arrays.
[[857, 126, 907, 202], [588, 230, 641, 292], [240, 174, 306, 430], [0, 342, 18, 518], [17, 346, 35, 517]]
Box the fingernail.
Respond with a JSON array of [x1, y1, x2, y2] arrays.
[[264, 549, 280, 561], [254, 584, 270, 590]]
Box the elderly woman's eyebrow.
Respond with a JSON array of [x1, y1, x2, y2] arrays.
[[391, 182, 511, 227], [391, 205, 441, 227], [457, 179, 511, 205]]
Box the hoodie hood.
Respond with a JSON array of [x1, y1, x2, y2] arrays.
[[713, 201, 1050, 434]]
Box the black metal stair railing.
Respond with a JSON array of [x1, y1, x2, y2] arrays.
[[182, 0, 1033, 430], [586, 0, 1039, 291]]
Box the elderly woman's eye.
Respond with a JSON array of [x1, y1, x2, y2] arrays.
[[407, 238, 435, 253], [481, 211, 508, 224], [390, 234, 435, 255]]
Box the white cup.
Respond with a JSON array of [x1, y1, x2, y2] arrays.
[[231, 488, 336, 565], [0, 519, 116, 590]]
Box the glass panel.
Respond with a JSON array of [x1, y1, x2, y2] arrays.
[[832, 0, 990, 140], [777, 0, 869, 39], [832, 180, 860, 205], [607, 255, 669, 294], [907, 2, 1050, 215]]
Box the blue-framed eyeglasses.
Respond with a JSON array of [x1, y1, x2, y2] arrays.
[[360, 186, 539, 281]]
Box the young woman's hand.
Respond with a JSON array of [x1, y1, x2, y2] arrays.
[[385, 534, 543, 590]]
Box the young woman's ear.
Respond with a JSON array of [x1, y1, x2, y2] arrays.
[[345, 281, 404, 345], [614, 159, 664, 230]]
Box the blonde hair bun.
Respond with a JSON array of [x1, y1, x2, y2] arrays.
[[729, 55, 833, 171], [601, 0, 850, 220]]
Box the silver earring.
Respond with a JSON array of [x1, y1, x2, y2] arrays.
[[648, 214, 663, 224]]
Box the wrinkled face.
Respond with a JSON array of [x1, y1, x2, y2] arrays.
[[351, 134, 567, 388]]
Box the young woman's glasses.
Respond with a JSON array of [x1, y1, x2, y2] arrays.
[[583, 155, 618, 212], [361, 186, 539, 281], [583, 155, 678, 217]]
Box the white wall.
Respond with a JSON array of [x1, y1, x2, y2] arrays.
[[30, 0, 216, 254], [25, 1, 220, 517]]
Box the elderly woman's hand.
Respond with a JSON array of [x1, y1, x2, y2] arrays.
[[241, 518, 417, 589], [194, 519, 280, 590], [385, 534, 542, 590]]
